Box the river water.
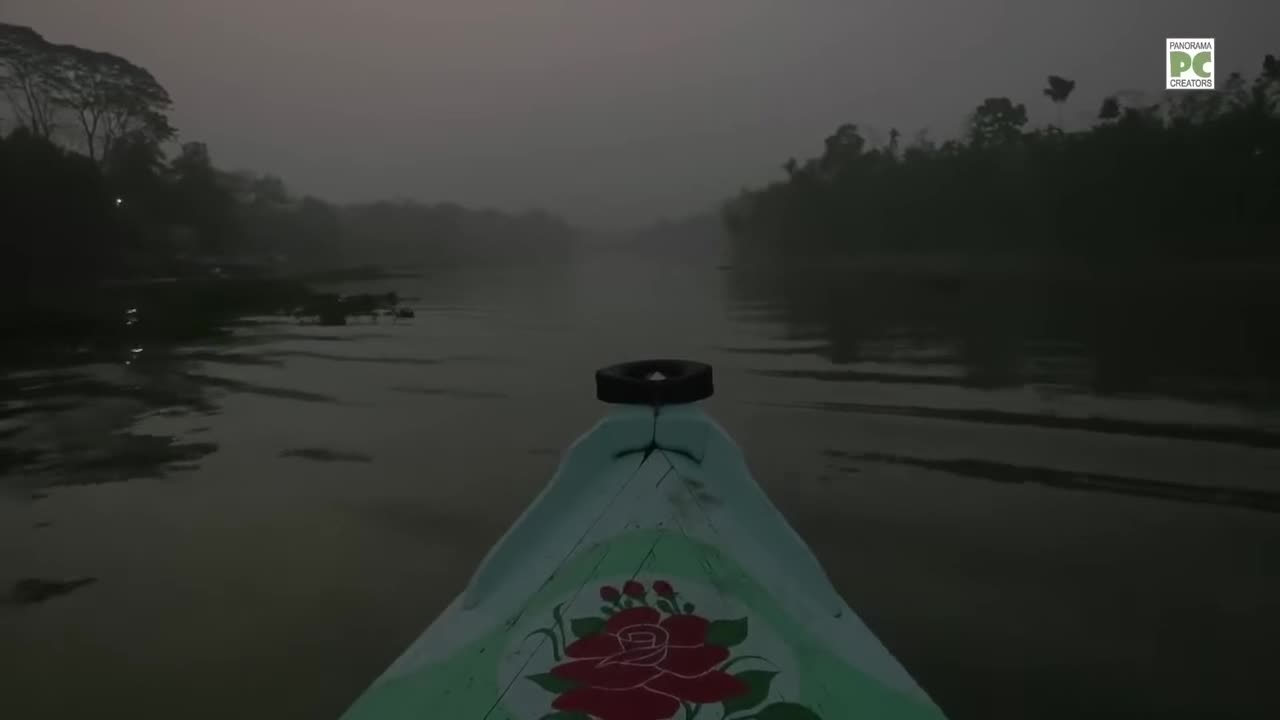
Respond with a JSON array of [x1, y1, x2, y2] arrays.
[[3, 246, 1279, 719]]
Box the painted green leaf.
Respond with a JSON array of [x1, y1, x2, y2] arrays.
[[537, 713, 591, 720], [570, 616, 606, 639], [600, 605, 615, 616], [527, 673, 577, 694], [683, 602, 696, 613], [706, 617, 749, 647], [721, 670, 777, 716], [656, 599, 676, 614], [756, 702, 822, 720]]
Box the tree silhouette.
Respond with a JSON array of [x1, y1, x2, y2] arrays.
[[0, 23, 174, 161], [723, 58, 1280, 262], [62, 46, 174, 162], [0, 24, 67, 139], [1043, 75, 1076, 130], [1098, 96, 1121, 121], [1259, 55, 1280, 114], [820, 123, 867, 176], [167, 142, 237, 251], [968, 97, 1029, 147], [4, 19, 585, 348]]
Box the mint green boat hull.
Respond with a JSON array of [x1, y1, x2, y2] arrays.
[[342, 404, 947, 720]]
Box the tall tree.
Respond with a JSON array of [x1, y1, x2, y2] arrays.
[[1263, 54, 1280, 82], [1098, 96, 1121, 122], [816, 123, 869, 187], [968, 97, 1029, 147], [61, 46, 174, 163], [0, 24, 67, 139], [1, 23, 174, 159], [168, 142, 236, 251], [724, 55, 1280, 261], [1043, 75, 1076, 130], [821, 124, 867, 166], [1258, 54, 1280, 114]]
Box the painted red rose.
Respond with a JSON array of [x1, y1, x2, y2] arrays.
[[622, 580, 645, 598], [652, 580, 674, 598], [600, 585, 621, 602], [550, 606, 747, 720]]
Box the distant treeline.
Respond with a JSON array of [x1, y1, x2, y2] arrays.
[[342, 201, 576, 268], [722, 61, 1280, 261], [0, 22, 576, 317]]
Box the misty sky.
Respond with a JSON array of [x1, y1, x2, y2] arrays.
[[6, 1, 1277, 228]]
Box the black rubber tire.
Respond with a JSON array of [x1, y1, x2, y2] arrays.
[[595, 359, 714, 405]]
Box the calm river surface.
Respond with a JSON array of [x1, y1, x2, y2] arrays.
[[3, 246, 1279, 719]]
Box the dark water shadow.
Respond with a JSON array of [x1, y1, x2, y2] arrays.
[[41, 434, 220, 487], [224, 331, 392, 346], [260, 350, 492, 367], [185, 374, 345, 404], [0, 400, 77, 421], [1, 448, 44, 476], [7, 577, 97, 606], [177, 350, 286, 367], [767, 400, 1280, 449], [715, 343, 832, 357], [1, 370, 226, 483], [280, 448, 374, 463], [725, 263, 1280, 409], [3, 276, 495, 494], [2, 373, 126, 401], [837, 450, 1280, 514], [748, 368, 971, 387], [391, 385, 509, 400], [1, 321, 394, 487], [2, 370, 220, 417]]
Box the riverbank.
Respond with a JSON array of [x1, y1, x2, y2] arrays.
[[1, 264, 418, 371]]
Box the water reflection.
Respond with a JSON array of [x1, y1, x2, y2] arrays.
[[390, 385, 509, 400], [763, 399, 1280, 449], [8, 577, 98, 606], [280, 448, 374, 463], [0, 323, 389, 486], [260, 350, 491, 366], [185, 373, 348, 405], [723, 256, 1280, 720], [828, 450, 1280, 514], [3, 253, 1279, 720], [750, 367, 971, 387], [725, 261, 1280, 407]]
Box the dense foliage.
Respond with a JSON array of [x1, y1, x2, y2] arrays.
[[722, 60, 1280, 261], [1, 22, 576, 341]]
